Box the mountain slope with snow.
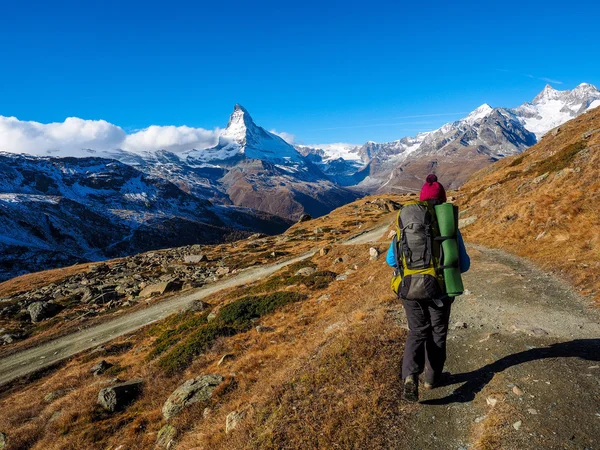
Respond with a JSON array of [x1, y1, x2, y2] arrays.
[[0, 153, 291, 280], [313, 83, 600, 193]]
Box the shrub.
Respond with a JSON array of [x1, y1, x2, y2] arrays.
[[508, 154, 526, 167], [529, 140, 586, 175], [218, 292, 307, 327], [158, 322, 238, 375], [157, 291, 308, 375], [147, 311, 209, 360]]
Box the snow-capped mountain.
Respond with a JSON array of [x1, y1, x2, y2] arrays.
[[186, 104, 303, 165], [302, 83, 600, 193], [109, 105, 360, 219], [514, 83, 600, 139]]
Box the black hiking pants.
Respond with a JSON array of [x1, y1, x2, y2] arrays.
[[401, 298, 452, 381]]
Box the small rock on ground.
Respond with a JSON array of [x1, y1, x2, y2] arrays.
[[369, 247, 379, 260], [512, 386, 524, 396], [184, 300, 210, 312], [226, 410, 246, 434], [90, 360, 113, 376], [184, 254, 207, 263], [295, 267, 316, 276], [156, 424, 177, 449]]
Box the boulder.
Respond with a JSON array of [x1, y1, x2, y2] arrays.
[[1, 333, 23, 345], [0, 432, 6, 449], [297, 214, 312, 223], [156, 424, 177, 449], [295, 267, 316, 277], [184, 254, 207, 264], [319, 247, 329, 256], [97, 379, 143, 412], [256, 325, 274, 333], [27, 301, 60, 323], [90, 360, 113, 376], [138, 281, 181, 298], [162, 374, 224, 420], [184, 300, 211, 313], [226, 410, 246, 434]]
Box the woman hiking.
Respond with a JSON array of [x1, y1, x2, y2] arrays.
[[386, 174, 470, 402]]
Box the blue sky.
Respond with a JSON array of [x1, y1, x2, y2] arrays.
[[1, 0, 599, 146]]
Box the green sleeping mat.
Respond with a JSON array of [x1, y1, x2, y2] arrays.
[[434, 203, 464, 297]]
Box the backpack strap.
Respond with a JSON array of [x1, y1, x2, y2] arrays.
[[392, 233, 404, 279]]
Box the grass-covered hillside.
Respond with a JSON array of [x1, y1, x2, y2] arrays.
[[458, 105, 600, 304], [0, 195, 416, 450]]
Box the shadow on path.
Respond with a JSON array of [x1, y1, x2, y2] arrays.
[[421, 339, 600, 405]]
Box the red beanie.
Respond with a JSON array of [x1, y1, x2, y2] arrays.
[[420, 174, 447, 202]]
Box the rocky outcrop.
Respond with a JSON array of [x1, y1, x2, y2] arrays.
[[162, 374, 224, 420], [27, 302, 60, 322], [97, 379, 143, 412]]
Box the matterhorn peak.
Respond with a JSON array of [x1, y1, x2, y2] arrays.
[[221, 104, 259, 145]]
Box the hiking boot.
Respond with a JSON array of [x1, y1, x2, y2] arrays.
[[424, 371, 448, 389], [404, 374, 419, 402]]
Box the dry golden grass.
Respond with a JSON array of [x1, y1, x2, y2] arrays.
[[0, 194, 406, 357], [458, 106, 600, 304], [0, 198, 413, 450]]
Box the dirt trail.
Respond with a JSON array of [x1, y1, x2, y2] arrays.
[[394, 245, 600, 450], [0, 223, 391, 387]]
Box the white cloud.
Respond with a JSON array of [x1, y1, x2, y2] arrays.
[[269, 129, 295, 144], [123, 125, 219, 153], [0, 116, 126, 156], [0, 115, 220, 156]]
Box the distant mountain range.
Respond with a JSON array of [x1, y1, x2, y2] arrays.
[[300, 83, 600, 192], [1, 83, 598, 280]]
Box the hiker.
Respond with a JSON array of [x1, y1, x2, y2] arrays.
[[386, 174, 470, 402]]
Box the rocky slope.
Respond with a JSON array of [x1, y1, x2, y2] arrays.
[[457, 103, 600, 303]]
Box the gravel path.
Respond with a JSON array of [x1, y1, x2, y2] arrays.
[[0, 223, 391, 387]]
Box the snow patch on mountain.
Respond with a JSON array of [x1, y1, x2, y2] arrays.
[[514, 83, 600, 139], [462, 104, 493, 125], [297, 143, 362, 162]]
